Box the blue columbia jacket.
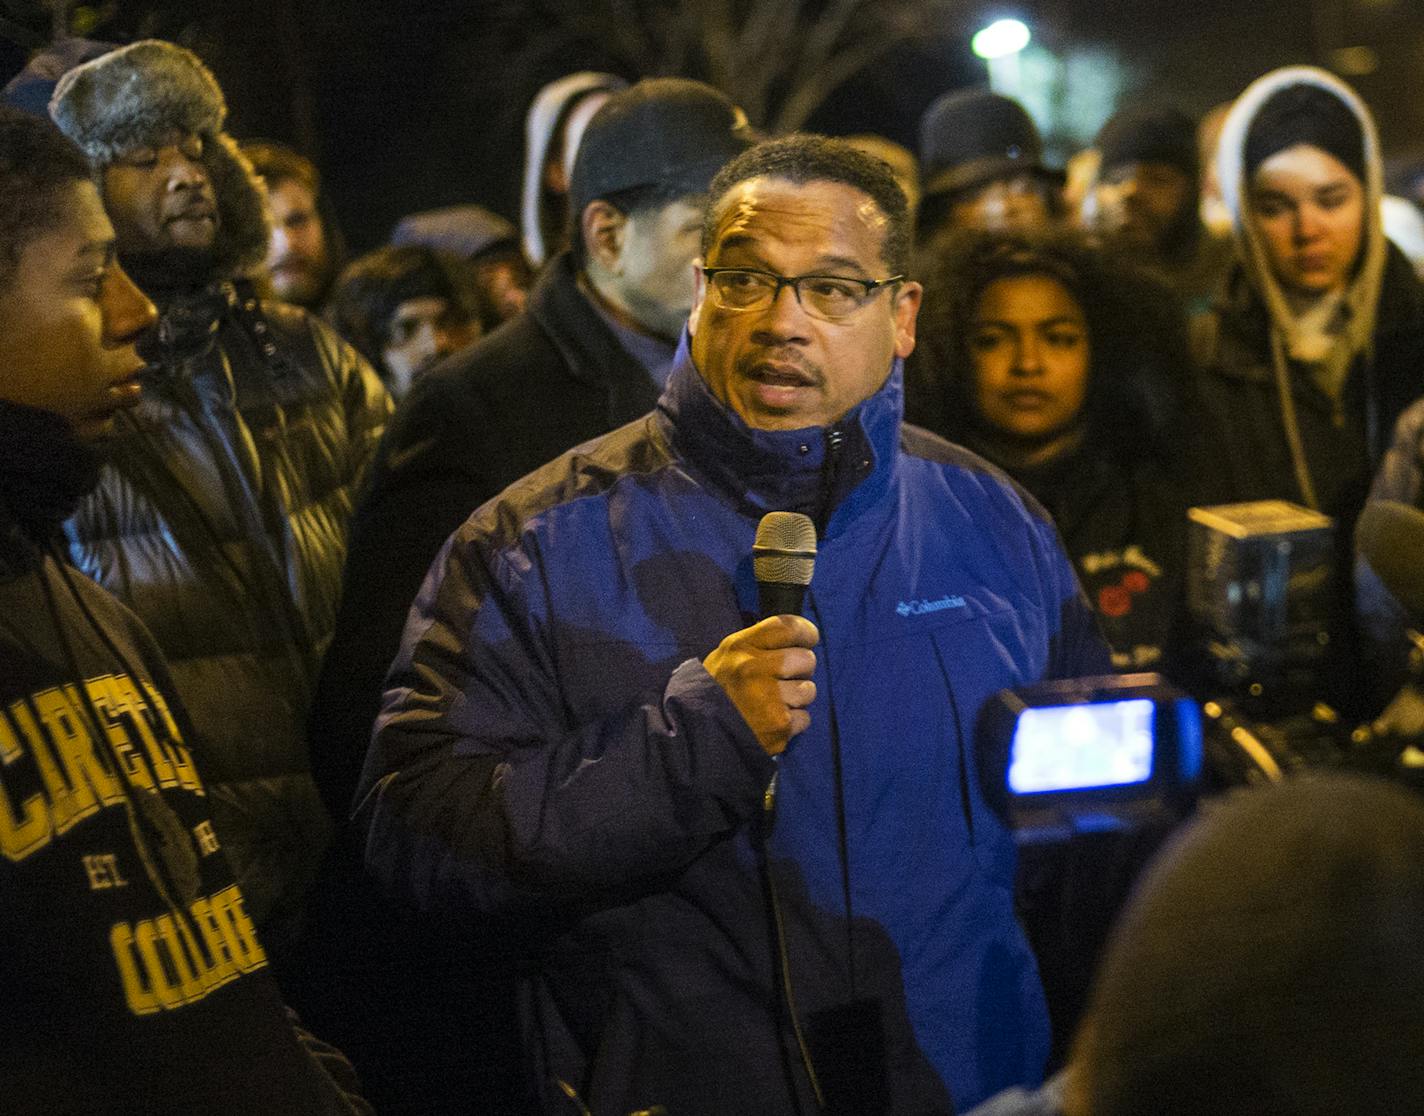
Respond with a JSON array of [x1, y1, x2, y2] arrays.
[[356, 343, 1109, 1114]]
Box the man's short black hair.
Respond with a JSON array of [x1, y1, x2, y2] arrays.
[[569, 183, 701, 272], [0, 106, 94, 288], [701, 134, 911, 275], [1070, 775, 1424, 1116]]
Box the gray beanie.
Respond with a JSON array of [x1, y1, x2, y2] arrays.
[[49, 40, 226, 164]]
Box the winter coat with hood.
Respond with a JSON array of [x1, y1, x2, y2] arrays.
[[355, 340, 1110, 1114], [0, 401, 370, 1114], [48, 42, 392, 944], [1194, 65, 1424, 530], [1193, 68, 1424, 710], [519, 71, 627, 269]]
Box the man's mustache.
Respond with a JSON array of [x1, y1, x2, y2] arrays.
[[737, 347, 822, 385]]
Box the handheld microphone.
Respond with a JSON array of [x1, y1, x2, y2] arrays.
[[752, 512, 816, 802], [1356, 500, 1424, 620], [753, 511, 817, 619]]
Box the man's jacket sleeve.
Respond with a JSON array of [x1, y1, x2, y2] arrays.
[[353, 524, 776, 917], [293, 308, 392, 495], [325, 316, 393, 490]]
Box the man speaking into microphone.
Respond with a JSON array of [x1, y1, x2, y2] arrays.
[[356, 136, 1108, 1114]]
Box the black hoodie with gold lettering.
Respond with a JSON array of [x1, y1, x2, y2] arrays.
[[0, 400, 368, 1115]]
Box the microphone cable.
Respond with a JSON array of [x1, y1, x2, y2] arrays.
[[759, 796, 826, 1112]]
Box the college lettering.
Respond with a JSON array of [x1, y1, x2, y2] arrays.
[[109, 883, 268, 1016], [0, 673, 202, 864]]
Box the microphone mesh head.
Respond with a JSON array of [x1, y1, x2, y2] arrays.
[[1357, 499, 1424, 618], [753, 511, 817, 586]]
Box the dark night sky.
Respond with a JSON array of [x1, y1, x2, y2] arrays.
[[3, 0, 1422, 250]]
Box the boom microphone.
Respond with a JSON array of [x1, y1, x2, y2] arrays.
[[753, 512, 817, 619], [1356, 500, 1424, 620]]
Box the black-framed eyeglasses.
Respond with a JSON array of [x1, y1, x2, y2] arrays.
[[701, 266, 905, 322]]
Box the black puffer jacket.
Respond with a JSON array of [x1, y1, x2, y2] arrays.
[[65, 280, 390, 943]]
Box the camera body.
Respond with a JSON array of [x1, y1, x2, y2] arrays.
[[977, 673, 1202, 843], [1185, 500, 1424, 789], [1187, 500, 1336, 706]]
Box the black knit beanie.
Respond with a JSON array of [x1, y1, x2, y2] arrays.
[[1243, 82, 1365, 183], [1096, 105, 1198, 179]]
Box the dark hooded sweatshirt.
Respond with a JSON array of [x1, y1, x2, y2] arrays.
[[0, 401, 369, 1114]]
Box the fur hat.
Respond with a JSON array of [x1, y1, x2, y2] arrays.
[[49, 40, 226, 165], [47, 40, 269, 278]]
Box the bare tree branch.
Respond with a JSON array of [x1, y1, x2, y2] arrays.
[[696, 0, 736, 86], [512, 0, 962, 131], [738, 0, 812, 121], [783, 0, 869, 104], [772, 26, 921, 132], [657, 0, 698, 78]]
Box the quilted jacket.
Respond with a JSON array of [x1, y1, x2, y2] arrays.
[[66, 281, 390, 943]]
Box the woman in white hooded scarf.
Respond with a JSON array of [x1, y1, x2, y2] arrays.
[[1198, 65, 1424, 522], [1195, 66, 1424, 714]]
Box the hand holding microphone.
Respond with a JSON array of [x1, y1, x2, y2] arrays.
[[703, 512, 819, 758], [704, 615, 819, 757]]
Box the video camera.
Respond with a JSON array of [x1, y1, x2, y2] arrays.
[[975, 499, 1424, 845], [1187, 498, 1424, 789], [976, 673, 1202, 844]]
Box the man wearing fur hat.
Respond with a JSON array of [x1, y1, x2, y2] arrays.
[[47, 39, 392, 959]]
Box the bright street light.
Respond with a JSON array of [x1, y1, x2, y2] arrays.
[[972, 18, 1031, 60]]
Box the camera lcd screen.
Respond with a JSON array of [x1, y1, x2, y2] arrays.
[[1008, 698, 1155, 794]]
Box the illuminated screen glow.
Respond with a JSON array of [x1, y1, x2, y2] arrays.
[[1008, 699, 1155, 794], [972, 18, 1032, 60]]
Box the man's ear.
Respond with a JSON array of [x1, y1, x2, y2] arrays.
[[581, 200, 628, 275], [687, 257, 707, 339], [892, 280, 923, 359]]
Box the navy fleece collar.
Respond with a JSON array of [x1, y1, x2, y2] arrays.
[[654, 332, 903, 536]]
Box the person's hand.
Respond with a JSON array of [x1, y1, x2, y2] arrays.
[[703, 615, 819, 757]]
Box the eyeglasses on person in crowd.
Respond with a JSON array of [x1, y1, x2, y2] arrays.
[[700, 266, 905, 321]]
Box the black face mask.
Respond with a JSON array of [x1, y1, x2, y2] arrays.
[[0, 400, 100, 536]]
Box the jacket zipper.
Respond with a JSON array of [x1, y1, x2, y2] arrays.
[[817, 425, 845, 536]]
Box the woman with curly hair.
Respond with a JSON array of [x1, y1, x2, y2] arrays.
[[908, 230, 1205, 673]]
